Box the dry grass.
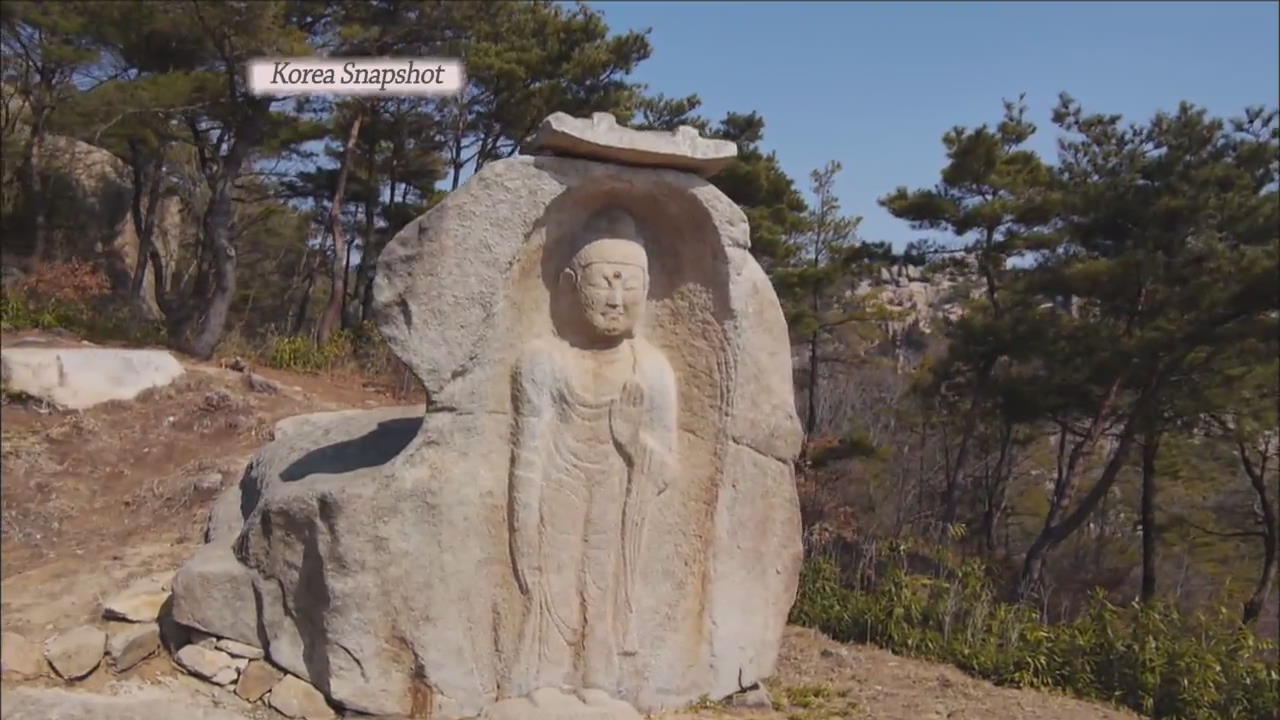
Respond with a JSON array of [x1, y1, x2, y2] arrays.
[[0, 426, 55, 474], [1, 423, 71, 545], [1, 475, 75, 546]]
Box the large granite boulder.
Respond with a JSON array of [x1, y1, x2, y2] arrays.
[[170, 115, 803, 719], [0, 347, 184, 409]]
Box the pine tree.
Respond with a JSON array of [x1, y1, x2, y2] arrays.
[[82, 0, 326, 358], [773, 161, 891, 441], [429, 1, 654, 189], [1, 0, 104, 265], [879, 96, 1059, 534], [1011, 97, 1279, 599], [707, 111, 810, 273]]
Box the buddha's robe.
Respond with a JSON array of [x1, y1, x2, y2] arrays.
[[507, 336, 677, 694]]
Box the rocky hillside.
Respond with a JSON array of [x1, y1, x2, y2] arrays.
[[859, 259, 975, 336], [0, 331, 1140, 720]]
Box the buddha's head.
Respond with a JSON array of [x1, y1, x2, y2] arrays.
[[562, 208, 649, 342]]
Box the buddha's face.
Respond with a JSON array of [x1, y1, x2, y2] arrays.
[[572, 259, 648, 339]]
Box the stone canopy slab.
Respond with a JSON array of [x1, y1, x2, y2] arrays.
[[527, 112, 738, 177]]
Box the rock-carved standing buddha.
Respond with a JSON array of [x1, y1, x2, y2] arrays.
[[508, 208, 678, 695]]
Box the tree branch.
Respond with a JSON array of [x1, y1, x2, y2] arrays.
[[1185, 521, 1265, 540]]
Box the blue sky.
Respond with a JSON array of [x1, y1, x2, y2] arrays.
[[592, 1, 1280, 249]]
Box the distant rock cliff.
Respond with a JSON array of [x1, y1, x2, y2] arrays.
[[854, 256, 982, 370], [2, 88, 189, 317]]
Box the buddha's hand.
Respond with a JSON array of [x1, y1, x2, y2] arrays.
[[610, 379, 646, 466], [621, 619, 640, 655]]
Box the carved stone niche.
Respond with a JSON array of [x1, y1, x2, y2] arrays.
[[169, 126, 804, 719]]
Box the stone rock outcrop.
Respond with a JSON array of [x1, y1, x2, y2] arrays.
[[266, 675, 336, 720], [235, 660, 283, 702], [106, 624, 160, 672], [856, 259, 976, 337], [43, 626, 105, 681], [849, 257, 984, 371], [1, 632, 44, 680], [215, 639, 263, 660], [174, 645, 240, 686], [103, 580, 170, 623], [0, 348, 184, 410], [170, 114, 803, 719], [204, 482, 247, 544]]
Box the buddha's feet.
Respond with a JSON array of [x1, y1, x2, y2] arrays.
[[478, 687, 642, 720]]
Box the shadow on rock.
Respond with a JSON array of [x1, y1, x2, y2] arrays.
[[280, 417, 423, 484]]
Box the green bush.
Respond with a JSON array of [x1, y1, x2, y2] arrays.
[[791, 545, 1279, 720], [264, 329, 355, 373], [1, 292, 74, 331], [1, 291, 164, 347], [2, 260, 166, 346]]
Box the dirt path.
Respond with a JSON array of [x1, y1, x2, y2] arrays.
[[1, 351, 411, 578], [0, 345, 1136, 720]]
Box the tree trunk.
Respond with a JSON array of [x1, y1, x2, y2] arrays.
[[129, 146, 165, 299], [1031, 319, 1256, 604], [20, 108, 49, 267], [341, 212, 355, 327], [145, 184, 177, 322], [450, 97, 466, 191], [804, 237, 822, 441], [147, 241, 172, 314], [317, 110, 364, 343], [1239, 437, 1278, 626], [942, 418, 973, 534], [291, 262, 319, 337], [352, 250, 375, 325], [360, 269, 377, 323], [1243, 532, 1278, 625], [1140, 429, 1161, 604], [976, 233, 1002, 316], [943, 356, 998, 535], [1018, 381, 1148, 601], [281, 247, 311, 333], [346, 148, 378, 326], [127, 144, 150, 296], [182, 103, 268, 359], [805, 329, 819, 435], [184, 171, 238, 359], [982, 422, 1014, 555]]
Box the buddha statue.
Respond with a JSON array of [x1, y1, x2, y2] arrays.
[[506, 207, 678, 696]]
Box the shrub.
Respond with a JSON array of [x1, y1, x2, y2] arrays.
[[264, 329, 355, 374], [0, 260, 163, 345], [259, 322, 419, 399], [17, 258, 111, 302], [791, 538, 1280, 720]]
